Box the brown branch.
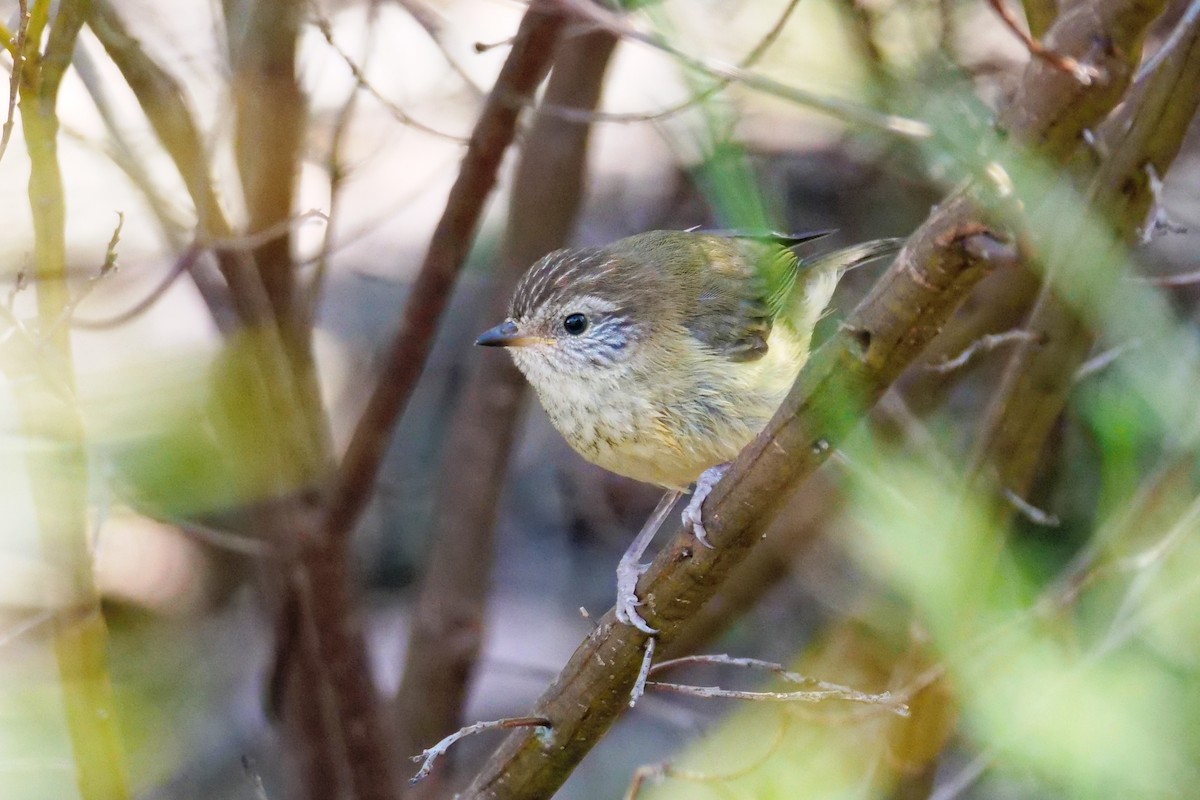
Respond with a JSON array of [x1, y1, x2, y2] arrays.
[[392, 25, 616, 794], [971, 0, 1200, 507], [218, 5, 402, 800], [325, 3, 565, 543], [226, 0, 308, 339], [987, 0, 1102, 83], [459, 0, 1171, 794], [661, 474, 842, 659]]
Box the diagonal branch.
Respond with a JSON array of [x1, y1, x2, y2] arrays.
[[325, 3, 565, 542], [970, 0, 1200, 512], [460, 0, 1171, 794], [393, 26, 618, 794]]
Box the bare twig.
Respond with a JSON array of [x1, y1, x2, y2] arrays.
[[537, 0, 801, 125], [306, 8, 364, 318], [1140, 268, 1200, 286], [89, 0, 274, 328], [550, 0, 933, 140], [72, 212, 326, 330], [1002, 488, 1061, 526], [392, 0, 486, 97], [44, 212, 124, 336], [986, 0, 1104, 83], [1073, 341, 1135, 381], [647, 680, 908, 714], [646, 653, 908, 714], [0, 0, 29, 164], [312, 12, 468, 143], [411, 717, 552, 785], [1138, 163, 1189, 243], [925, 328, 1043, 373], [630, 637, 655, 708]]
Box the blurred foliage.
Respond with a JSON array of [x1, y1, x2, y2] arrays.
[[1, 0, 1198, 798]]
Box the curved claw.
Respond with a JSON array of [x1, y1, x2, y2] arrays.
[[616, 560, 657, 634], [681, 502, 712, 548], [681, 463, 730, 549], [616, 595, 658, 635]]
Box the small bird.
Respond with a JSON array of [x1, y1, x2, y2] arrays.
[[477, 229, 898, 633]]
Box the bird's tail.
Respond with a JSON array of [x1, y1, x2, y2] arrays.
[[804, 237, 904, 276], [789, 237, 903, 334]]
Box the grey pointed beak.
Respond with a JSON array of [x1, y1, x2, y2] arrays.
[[476, 320, 519, 347], [476, 320, 552, 348]]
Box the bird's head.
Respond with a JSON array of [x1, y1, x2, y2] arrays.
[[476, 247, 664, 385]]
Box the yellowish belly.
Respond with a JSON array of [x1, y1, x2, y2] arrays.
[[539, 325, 808, 490]]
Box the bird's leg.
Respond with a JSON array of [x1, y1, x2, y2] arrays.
[[681, 463, 730, 548], [616, 489, 683, 635]]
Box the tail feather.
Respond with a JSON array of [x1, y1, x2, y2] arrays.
[[788, 237, 903, 332], [803, 237, 904, 276]]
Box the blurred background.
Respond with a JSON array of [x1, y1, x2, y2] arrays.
[[2, 0, 1199, 798]]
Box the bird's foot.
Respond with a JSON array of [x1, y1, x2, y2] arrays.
[[682, 463, 730, 549], [615, 556, 656, 634]]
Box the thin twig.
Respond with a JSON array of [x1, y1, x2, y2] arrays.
[[1138, 163, 1189, 243], [630, 637, 655, 708], [1073, 341, 1135, 381], [44, 212, 124, 336], [305, 7, 363, 318], [71, 211, 326, 330], [925, 329, 1043, 373], [649, 654, 911, 714], [0, 0, 29, 164], [392, 0, 486, 97], [1002, 488, 1061, 526], [646, 678, 908, 716], [624, 715, 794, 800], [985, 0, 1104, 84], [312, 12, 467, 143], [411, 717, 552, 785], [1140, 268, 1200, 286], [550, 0, 933, 140], [537, 0, 801, 125], [1135, 0, 1200, 81]]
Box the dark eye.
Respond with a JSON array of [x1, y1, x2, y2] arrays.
[[563, 313, 588, 335]]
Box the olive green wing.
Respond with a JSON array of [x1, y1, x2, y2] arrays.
[[607, 230, 802, 363], [682, 235, 799, 363]]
